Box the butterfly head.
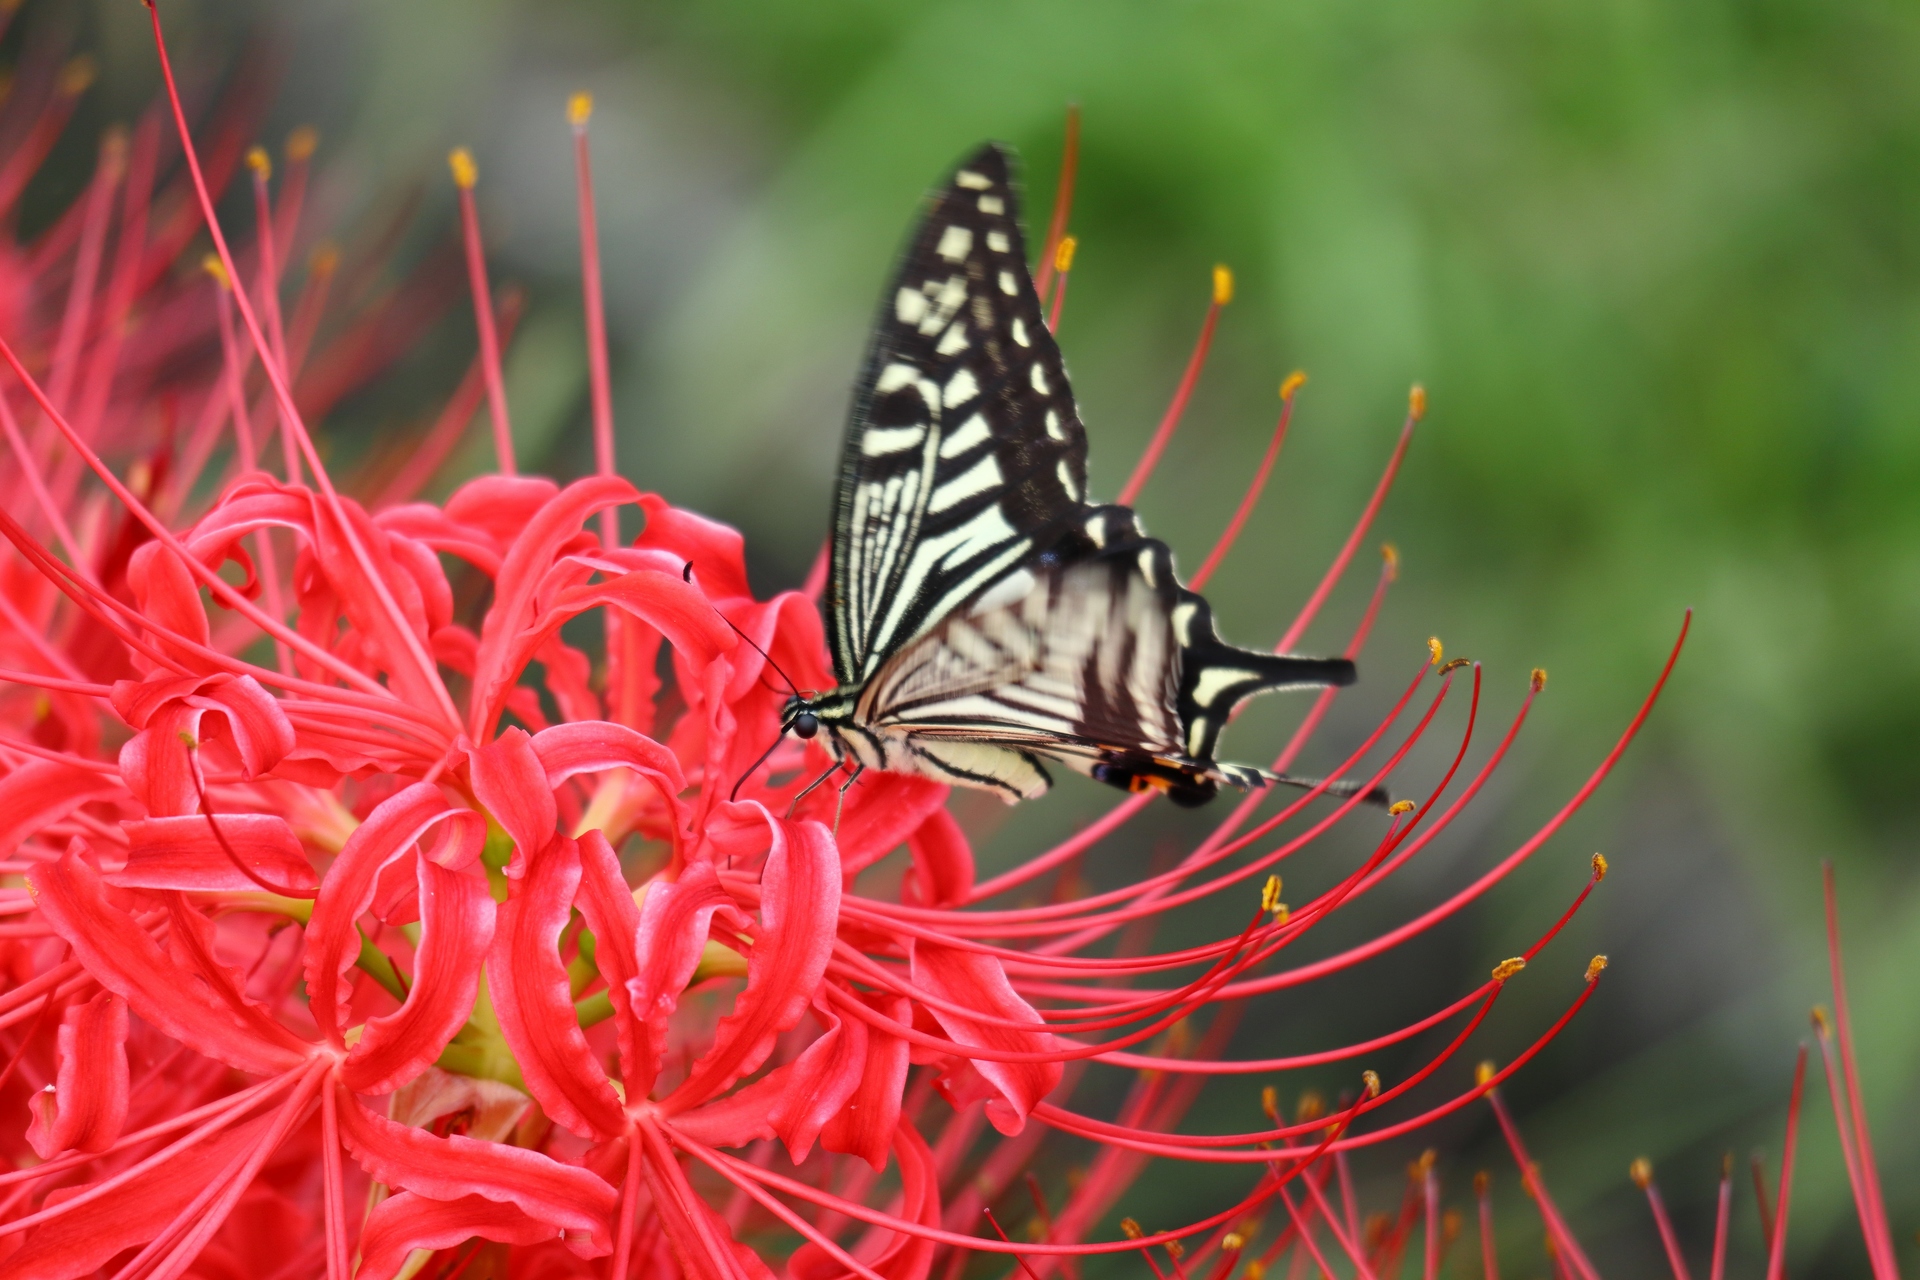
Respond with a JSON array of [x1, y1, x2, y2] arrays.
[[782, 696, 820, 740]]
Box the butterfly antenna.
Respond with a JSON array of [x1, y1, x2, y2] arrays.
[[729, 732, 787, 804], [685, 560, 803, 695]]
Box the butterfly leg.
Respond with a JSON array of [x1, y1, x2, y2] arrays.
[[786, 762, 842, 818], [831, 762, 867, 835]]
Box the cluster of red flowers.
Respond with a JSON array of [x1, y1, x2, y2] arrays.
[[0, 5, 1895, 1280]]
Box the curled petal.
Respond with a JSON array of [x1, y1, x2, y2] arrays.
[[111, 814, 316, 894], [573, 829, 646, 1090], [666, 818, 839, 1112], [910, 942, 1062, 1136], [338, 1091, 616, 1256], [124, 541, 211, 658], [469, 726, 558, 877], [29, 848, 304, 1075], [532, 719, 687, 800], [669, 1003, 861, 1163], [626, 860, 749, 1100], [488, 835, 628, 1140], [26, 991, 129, 1159], [0, 761, 119, 856], [342, 856, 495, 1095], [905, 808, 973, 907], [111, 672, 294, 775], [304, 784, 482, 1047], [356, 1192, 565, 1280], [635, 494, 751, 601], [819, 992, 914, 1171], [441, 474, 565, 564]]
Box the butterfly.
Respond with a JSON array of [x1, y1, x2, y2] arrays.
[[779, 142, 1358, 808]]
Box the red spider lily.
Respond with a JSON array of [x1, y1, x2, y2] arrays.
[[0, 7, 1697, 1280]]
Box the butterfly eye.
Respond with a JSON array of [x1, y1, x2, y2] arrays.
[[792, 711, 819, 740]]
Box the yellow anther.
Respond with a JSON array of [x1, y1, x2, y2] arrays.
[[1443, 1209, 1462, 1244], [1387, 800, 1416, 817], [1280, 370, 1307, 400], [1120, 1218, 1144, 1240], [1212, 264, 1233, 305], [1261, 874, 1283, 914], [1260, 1085, 1279, 1123], [202, 255, 231, 289], [569, 92, 594, 126], [1271, 903, 1289, 925], [1591, 852, 1609, 881], [449, 147, 478, 189], [1381, 542, 1399, 579], [286, 126, 319, 162], [1530, 667, 1548, 692], [1585, 954, 1609, 983], [246, 145, 271, 180], [1244, 1263, 1268, 1280], [1362, 1070, 1381, 1098], [1295, 1091, 1324, 1123], [1811, 1005, 1830, 1033], [1221, 1233, 1245, 1252], [1439, 657, 1472, 675], [175, 730, 199, 750], [1721, 1152, 1734, 1178], [1408, 384, 1427, 420], [1630, 1157, 1653, 1189], [1490, 956, 1526, 983], [59, 56, 95, 96], [1473, 1171, 1490, 1196], [1053, 235, 1077, 274], [309, 242, 341, 276], [1416, 1149, 1437, 1176], [1475, 1060, 1497, 1088], [1165, 1241, 1185, 1261], [1427, 636, 1443, 665]]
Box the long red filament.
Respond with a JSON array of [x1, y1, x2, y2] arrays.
[[1032, 103, 1080, 302], [1277, 387, 1423, 653], [1821, 864, 1897, 1275], [450, 150, 516, 475], [1190, 378, 1300, 590], [570, 94, 619, 547], [1118, 279, 1225, 506], [1763, 1044, 1807, 1280]]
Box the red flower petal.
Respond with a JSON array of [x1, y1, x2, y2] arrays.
[[910, 942, 1062, 1136], [0, 761, 119, 856], [665, 817, 839, 1113], [488, 834, 628, 1140], [573, 828, 646, 1090], [635, 494, 751, 602], [29, 849, 304, 1075], [25, 990, 129, 1159], [469, 726, 557, 877], [355, 1192, 563, 1280], [341, 855, 495, 1095], [790, 1121, 940, 1280], [625, 859, 749, 1100], [531, 719, 687, 800], [904, 808, 973, 907], [818, 991, 913, 1171], [337, 1090, 616, 1256], [469, 475, 637, 734], [475, 569, 735, 739], [303, 783, 482, 1047], [110, 814, 317, 894]]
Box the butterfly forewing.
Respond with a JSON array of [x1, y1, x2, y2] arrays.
[[828, 145, 1089, 688]]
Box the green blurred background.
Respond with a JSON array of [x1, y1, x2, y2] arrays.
[[63, 0, 1920, 1271]]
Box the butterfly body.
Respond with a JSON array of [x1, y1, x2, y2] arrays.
[[786, 143, 1356, 806]]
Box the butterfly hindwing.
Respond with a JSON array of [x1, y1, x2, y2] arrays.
[[828, 144, 1089, 688]]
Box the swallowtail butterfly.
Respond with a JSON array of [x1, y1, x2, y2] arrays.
[[782, 143, 1357, 807]]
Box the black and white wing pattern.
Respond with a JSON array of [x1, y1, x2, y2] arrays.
[[809, 142, 1358, 806], [827, 144, 1086, 688]]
